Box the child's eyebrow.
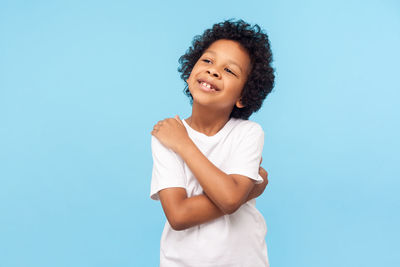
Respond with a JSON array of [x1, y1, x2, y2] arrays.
[[203, 50, 243, 74]]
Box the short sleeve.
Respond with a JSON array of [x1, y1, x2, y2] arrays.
[[150, 135, 187, 201], [226, 123, 265, 184]]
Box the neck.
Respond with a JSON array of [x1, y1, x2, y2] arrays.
[[185, 102, 232, 137]]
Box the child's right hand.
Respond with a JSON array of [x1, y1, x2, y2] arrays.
[[246, 157, 269, 201]]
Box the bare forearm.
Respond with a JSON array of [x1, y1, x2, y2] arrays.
[[162, 169, 267, 231], [166, 188, 262, 231], [177, 139, 242, 211], [174, 194, 226, 230]]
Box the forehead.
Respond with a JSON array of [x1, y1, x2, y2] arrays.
[[203, 39, 251, 73]]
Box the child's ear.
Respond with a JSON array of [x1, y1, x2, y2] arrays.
[[236, 98, 245, 108]]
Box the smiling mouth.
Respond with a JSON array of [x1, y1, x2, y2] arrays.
[[197, 80, 219, 92]]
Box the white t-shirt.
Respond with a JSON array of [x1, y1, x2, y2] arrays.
[[150, 117, 269, 267]]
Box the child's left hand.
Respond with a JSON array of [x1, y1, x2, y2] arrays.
[[151, 115, 190, 154]]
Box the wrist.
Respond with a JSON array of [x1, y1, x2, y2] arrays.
[[176, 136, 193, 155]]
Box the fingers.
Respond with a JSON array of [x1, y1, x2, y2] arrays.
[[174, 115, 184, 125], [260, 156, 263, 164], [258, 166, 268, 183], [151, 116, 182, 135], [155, 116, 182, 125], [151, 120, 163, 135], [258, 166, 269, 186], [151, 124, 159, 135], [154, 121, 162, 129], [154, 119, 166, 129], [259, 166, 268, 177]]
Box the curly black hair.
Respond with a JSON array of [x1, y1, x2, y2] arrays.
[[178, 18, 275, 120]]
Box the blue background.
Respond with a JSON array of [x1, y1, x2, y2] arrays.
[[1, 0, 399, 266]]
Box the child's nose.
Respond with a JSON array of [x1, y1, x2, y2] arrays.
[[206, 69, 220, 78]]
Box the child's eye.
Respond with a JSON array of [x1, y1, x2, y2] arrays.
[[225, 68, 236, 76], [201, 58, 236, 76]]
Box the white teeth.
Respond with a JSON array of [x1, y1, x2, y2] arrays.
[[201, 82, 215, 90], [202, 82, 210, 88]]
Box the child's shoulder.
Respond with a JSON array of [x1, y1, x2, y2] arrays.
[[231, 118, 264, 133]]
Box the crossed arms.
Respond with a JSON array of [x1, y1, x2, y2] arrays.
[[157, 137, 268, 231], [150, 117, 268, 231]]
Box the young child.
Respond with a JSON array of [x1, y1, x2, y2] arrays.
[[150, 19, 275, 267]]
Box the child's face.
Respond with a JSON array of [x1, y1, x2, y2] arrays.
[[186, 39, 251, 112]]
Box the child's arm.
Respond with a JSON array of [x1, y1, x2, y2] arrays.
[[246, 163, 269, 201], [152, 117, 264, 216], [175, 137, 258, 214], [158, 188, 224, 231], [158, 166, 268, 231]]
